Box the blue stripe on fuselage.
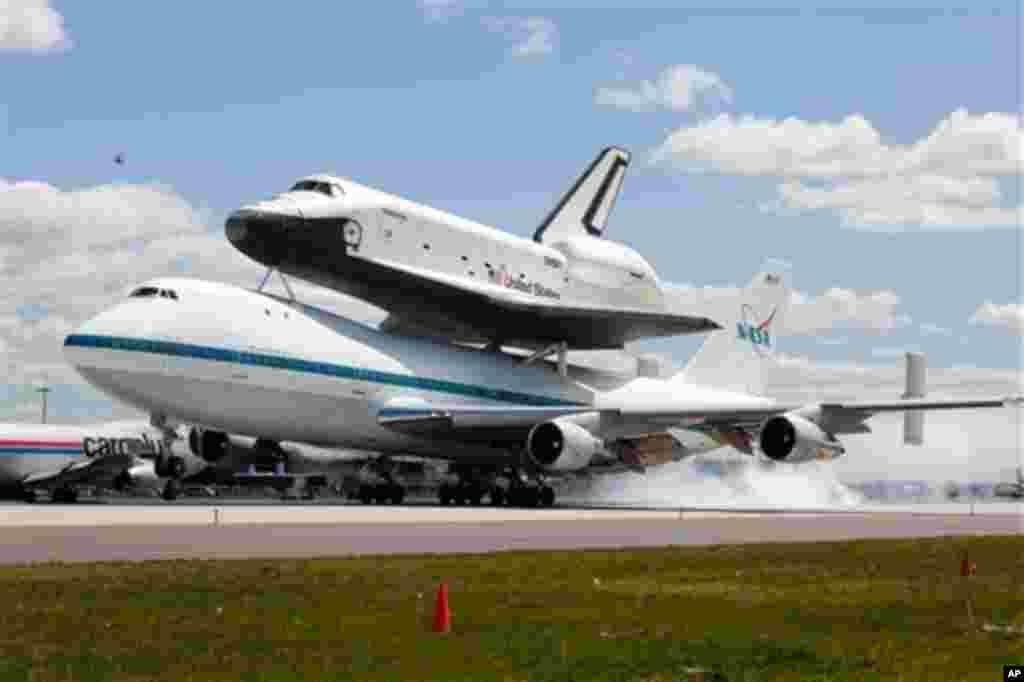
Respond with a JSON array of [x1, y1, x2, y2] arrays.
[[64, 334, 581, 407]]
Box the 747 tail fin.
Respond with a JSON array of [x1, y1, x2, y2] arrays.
[[676, 260, 792, 396]]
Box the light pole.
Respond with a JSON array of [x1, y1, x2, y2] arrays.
[[35, 384, 49, 424]]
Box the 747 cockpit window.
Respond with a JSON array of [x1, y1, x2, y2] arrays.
[[289, 180, 343, 197], [129, 287, 178, 300]]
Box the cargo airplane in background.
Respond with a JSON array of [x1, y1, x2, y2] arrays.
[[0, 421, 174, 502], [0, 417, 393, 503], [64, 262, 1018, 507], [225, 147, 719, 357]]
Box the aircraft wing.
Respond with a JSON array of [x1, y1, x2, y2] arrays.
[[378, 405, 595, 445], [21, 452, 135, 489], [819, 397, 1017, 414], [369, 257, 720, 349], [610, 396, 1020, 435], [378, 396, 1020, 446]]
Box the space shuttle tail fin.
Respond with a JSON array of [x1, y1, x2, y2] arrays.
[[533, 147, 630, 243]]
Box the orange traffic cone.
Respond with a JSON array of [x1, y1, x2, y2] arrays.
[[432, 583, 451, 634]]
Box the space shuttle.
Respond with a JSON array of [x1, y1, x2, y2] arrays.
[[225, 148, 719, 352]]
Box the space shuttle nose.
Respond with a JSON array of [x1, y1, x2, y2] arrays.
[[224, 210, 250, 244], [226, 208, 292, 267]]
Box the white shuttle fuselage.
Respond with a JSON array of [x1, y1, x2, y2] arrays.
[[225, 148, 716, 349]]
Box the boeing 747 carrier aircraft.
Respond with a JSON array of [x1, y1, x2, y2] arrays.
[[64, 262, 1018, 507], [225, 148, 718, 354]]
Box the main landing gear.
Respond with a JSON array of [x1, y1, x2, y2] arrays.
[[353, 460, 406, 505], [438, 467, 556, 508], [50, 486, 79, 504], [161, 479, 182, 501], [356, 478, 405, 505]]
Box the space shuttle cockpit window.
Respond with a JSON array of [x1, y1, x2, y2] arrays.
[[289, 180, 340, 197], [129, 286, 160, 299]]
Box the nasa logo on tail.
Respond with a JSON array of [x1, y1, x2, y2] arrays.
[[737, 304, 776, 354]]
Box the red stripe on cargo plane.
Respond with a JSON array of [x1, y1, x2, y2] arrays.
[[0, 439, 82, 448]]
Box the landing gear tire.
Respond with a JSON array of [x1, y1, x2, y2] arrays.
[[489, 487, 505, 506], [52, 487, 78, 504], [439, 487, 452, 506], [161, 480, 181, 502], [525, 488, 539, 508], [538, 486, 555, 508], [112, 471, 131, 492], [390, 486, 405, 505], [509, 486, 539, 508], [21, 489, 37, 504], [358, 486, 373, 505]]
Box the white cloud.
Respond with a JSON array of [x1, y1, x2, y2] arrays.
[[970, 302, 1024, 334], [417, 0, 463, 23], [0, 0, 71, 52], [595, 64, 732, 113], [919, 322, 953, 337], [482, 16, 557, 58], [652, 109, 1023, 229], [652, 109, 1022, 179], [0, 179, 385, 422], [789, 288, 911, 335], [665, 282, 911, 336], [773, 176, 1021, 228]]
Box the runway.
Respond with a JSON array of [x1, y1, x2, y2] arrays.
[[0, 504, 1019, 564]]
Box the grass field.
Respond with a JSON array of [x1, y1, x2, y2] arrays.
[[0, 535, 1020, 681]]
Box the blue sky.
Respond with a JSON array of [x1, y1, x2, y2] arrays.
[[1, 2, 1020, 479]]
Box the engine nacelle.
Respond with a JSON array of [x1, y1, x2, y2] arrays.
[[526, 419, 602, 472], [113, 462, 162, 491], [759, 414, 845, 463], [188, 427, 230, 463], [153, 454, 187, 479]]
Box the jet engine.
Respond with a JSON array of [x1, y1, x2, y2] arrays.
[[112, 462, 162, 492], [526, 419, 602, 472], [153, 453, 187, 479], [188, 427, 230, 463], [759, 414, 845, 463]]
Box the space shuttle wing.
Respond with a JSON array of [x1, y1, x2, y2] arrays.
[[21, 452, 135, 489], [369, 257, 719, 349]]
